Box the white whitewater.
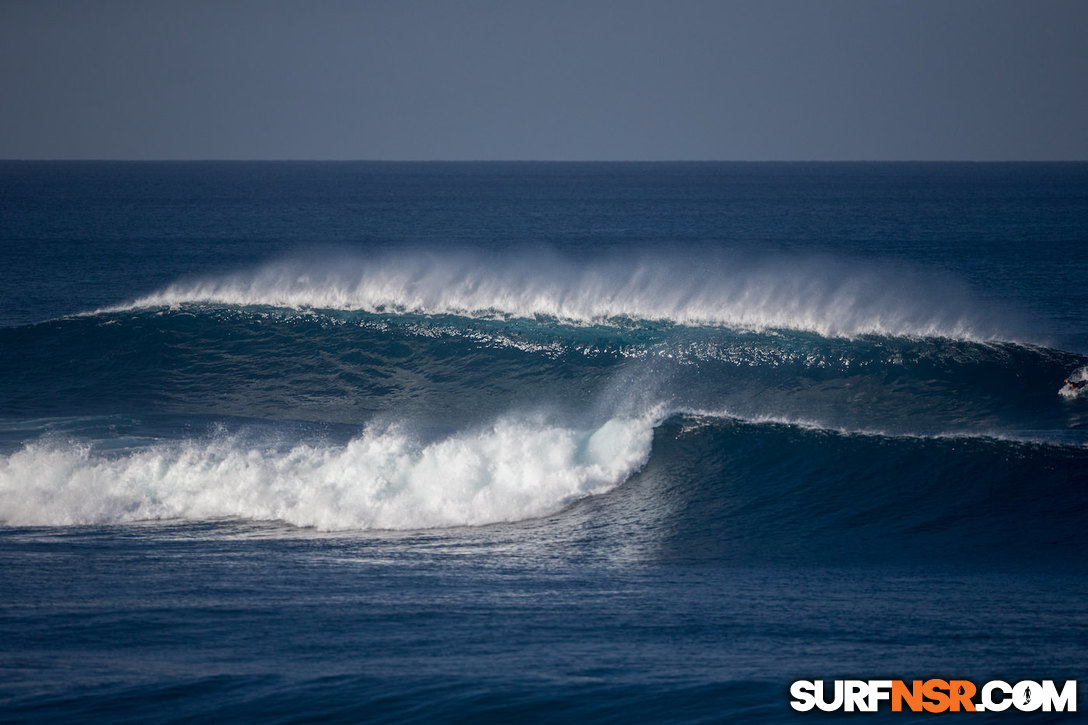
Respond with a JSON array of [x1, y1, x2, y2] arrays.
[[102, 251, 1015, 341], [0, 414, 656, 530]]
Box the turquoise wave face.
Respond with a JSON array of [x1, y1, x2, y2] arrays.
[[2, 304, 1085, 435]]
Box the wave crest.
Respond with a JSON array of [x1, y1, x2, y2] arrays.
[[105, 252, 1015, 341]]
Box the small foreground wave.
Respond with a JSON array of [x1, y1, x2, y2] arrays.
[[4, 410, 1085, 561]]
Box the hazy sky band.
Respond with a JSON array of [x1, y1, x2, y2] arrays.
[[2, 0, 1086, 160]]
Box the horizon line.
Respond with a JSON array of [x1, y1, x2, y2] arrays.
[[3, 158, 1087, 164]]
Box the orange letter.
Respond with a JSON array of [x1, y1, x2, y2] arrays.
[[892, 680, 924, 712], [923, 679, 951, 713], [949, 680, 977, 712]]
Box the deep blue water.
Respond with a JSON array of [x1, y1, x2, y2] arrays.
[[1, 162, 1086, 722]]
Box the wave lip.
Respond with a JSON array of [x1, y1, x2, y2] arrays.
[[101, 252, 1020, 342], [0, 414, 656, 530], [674, 407, 1088, 450]]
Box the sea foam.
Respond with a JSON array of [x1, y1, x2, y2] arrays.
[[104, 252, 1013, 341], [0, 415, 655, 530], [1059, 366, 1088, 399]]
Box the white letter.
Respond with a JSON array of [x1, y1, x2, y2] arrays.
[[845, 680, 868, 712], [815, 680, 845, 712], [1041, 680, 1077, 712], [790, 680, 816, 712], [982, 681, 1012, 712], [868, 680, 893, 712]]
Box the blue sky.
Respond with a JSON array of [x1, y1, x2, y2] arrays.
[[2, 0, 1086, 160]]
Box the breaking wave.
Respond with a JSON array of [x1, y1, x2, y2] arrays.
[[102, 252, 1019, 341], [0, 414, 656, 530], [6, 250, 1083, 538]]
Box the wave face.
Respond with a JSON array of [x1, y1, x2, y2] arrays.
[[635, 415, 1088, 564]]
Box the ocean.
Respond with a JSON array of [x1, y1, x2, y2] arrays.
[[1, 162, 1085, 722]]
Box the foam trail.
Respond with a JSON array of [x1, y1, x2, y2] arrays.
[[103, 252, 1014, 341], [0, 415, 655, 530]]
